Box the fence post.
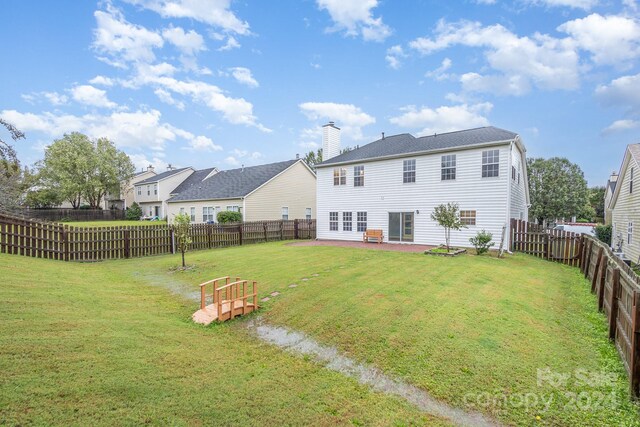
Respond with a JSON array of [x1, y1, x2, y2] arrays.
[[609, 268, 620, 340], [631, 292, 640, 397], [170, 226, 176, 254], [592, 247, 604, 293], [238, 223, 243, 246], [124, 229, 131, 259], [263, 222, 268, 242], [294, 219, 299, 240], [62, 228, 69, 261]]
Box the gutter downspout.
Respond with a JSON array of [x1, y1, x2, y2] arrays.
[[505, 142, 514, 250]]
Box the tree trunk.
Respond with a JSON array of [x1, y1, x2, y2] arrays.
[[181, 250, 185, 268]]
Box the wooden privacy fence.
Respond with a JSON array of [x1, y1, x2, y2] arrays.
[[512, 219, 640, 396], [16, 208, 126, 222], [0, 213, 316, 262]]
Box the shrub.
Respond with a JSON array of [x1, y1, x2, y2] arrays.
[[469, 230, 495, 255], [217, 210, 242, 224], [431, 202, 465, 252], [595, 224, 612, 246], [126, 202, 143, 220]]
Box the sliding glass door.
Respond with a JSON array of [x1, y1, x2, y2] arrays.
[[388, 212, 414, 242]]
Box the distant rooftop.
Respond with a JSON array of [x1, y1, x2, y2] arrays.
[[136, 167, 191, 185]]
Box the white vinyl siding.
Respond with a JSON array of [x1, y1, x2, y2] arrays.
[[509, 145, 528, 223], [316, 145, 512, 247]]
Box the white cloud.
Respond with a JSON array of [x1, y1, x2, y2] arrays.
[[225, 156, 240, 165], [218, 35, 241, 51], [316, 0, 391, 42], [162, 26, 206, 55], [389, 103, 493, 136], [228, 67, 259, 88], [185, 135, 222, 151], [475, 0, 497, 4], [385, 45, 406, 69], [129, 153, 170, 171], [299, 102, 376, 140], [603, 119, 640, 134], [230, 148, 262, 159], [624, 0, 638, 12], [124, 0, 250, 35], [525, 0, 599, 9], [22, 91, 69, 106], [425, 58, 453, 81], [154, 88, 185, 110], [93, 6, 164, 66], [558, 14, 640, 66], [595, 73, 640, 109], [409, 19, 579, 94], [0, 109, 214, 153], [71, 85, 118, 109], [89, 75, 115, 86]]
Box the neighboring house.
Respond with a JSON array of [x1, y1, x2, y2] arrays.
[[609, 144, 640, 259], [315, 123, 529, 248], [134, 166, 195, 218], [604, 171, 618, 225], [103, 166, 157, 210], [166, 159, 316, 223]]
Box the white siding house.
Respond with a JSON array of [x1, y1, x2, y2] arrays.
[[610, 144, 640, 260], [134, 167, 194, 218], [316, 126, 529, 248]]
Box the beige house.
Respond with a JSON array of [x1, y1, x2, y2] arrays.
[[610, 144, 640, 260], [134, 167, 195, 218], [166, 159, 316, 223], [104, 166, 157, 210], [604, 171, 618, 225]]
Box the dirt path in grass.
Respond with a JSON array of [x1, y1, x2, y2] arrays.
[[247, 318, 502, 427]]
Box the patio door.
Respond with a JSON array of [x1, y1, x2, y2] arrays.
[[389, 212, 414, 242]]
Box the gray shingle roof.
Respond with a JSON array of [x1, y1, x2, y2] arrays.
[[168, 160, 299, 202], [317, 126, 519, 167], [169, 167, 217, 195], [136, 167, 191, 185]]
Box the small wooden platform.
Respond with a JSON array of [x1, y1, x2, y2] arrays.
[[192, 300, 257, 326], [192, 276, 258, 325]]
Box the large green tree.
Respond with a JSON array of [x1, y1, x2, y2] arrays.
[[588, 186, 606, 223], [0, 118, 26, 209], [39, 133, 135, 208], [527, 157, 589, 225], [302, 146, 353, 168]]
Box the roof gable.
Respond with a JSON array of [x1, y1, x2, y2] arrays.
[[317, 126, 518, 167], [167, 159, 300, 202], [136, 167, 192, 185], [609, 144, 640, 209]]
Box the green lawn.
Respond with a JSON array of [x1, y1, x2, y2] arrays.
[[2, 242, 639, 426], [63, 219, 167, 227]]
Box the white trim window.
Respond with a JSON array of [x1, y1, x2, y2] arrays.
[[282, 207, 289, 220], [441, 155, 456, 180], [482, 150, 500, 178], [403, 159, 416, 183], [357, 211, 367, 232], [333, 168, 347, 186], [226, 205, 240, 212], [147, 185, 151, 196], [460, 210, 477, 226], [628, 221, 633, 245], [179, 207, 185, 215], [203, 207, 215, 222], [137, 186, 141, 196], [343, 212, 352, 231], [354, 165, 365, 187], [153, 184, 158, 195], [190, 207, 196, 222], [305, 208, 312, 220], [329, 212, 339, 231]]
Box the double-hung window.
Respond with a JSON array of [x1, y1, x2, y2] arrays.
[[190, 207, 196, 222], [460, 210, 477, 226], [343, 212, 352, 231], [333, 168, 346, 185], [441, 155, 456, 180], [282, 207, 289, 220], [403, 159, 416, 183], [357, 212, 367, 232], [305, 208, 312, 220], [153, 184, 157, 195], [482, 150, 500, 178], [354, 166, 365, 187], [137, 186, 141, 195], [147, 185, 150, 196], [226, 205, 240, 212], [329, 212, 339, 231], [179, 207, 185, 215], [203, 207, 215, 222]]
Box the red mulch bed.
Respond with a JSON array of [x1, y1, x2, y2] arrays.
[[288, 239, 435, 253]]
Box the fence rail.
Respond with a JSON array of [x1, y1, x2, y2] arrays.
[[0, 213, 315, 262], [511, 219, 640, 396], [14, 208, 126, 222]]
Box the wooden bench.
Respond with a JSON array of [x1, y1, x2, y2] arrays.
[[363, 229, 384, 244]]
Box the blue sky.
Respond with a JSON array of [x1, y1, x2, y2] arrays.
[[2, 0, 639, 185]]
